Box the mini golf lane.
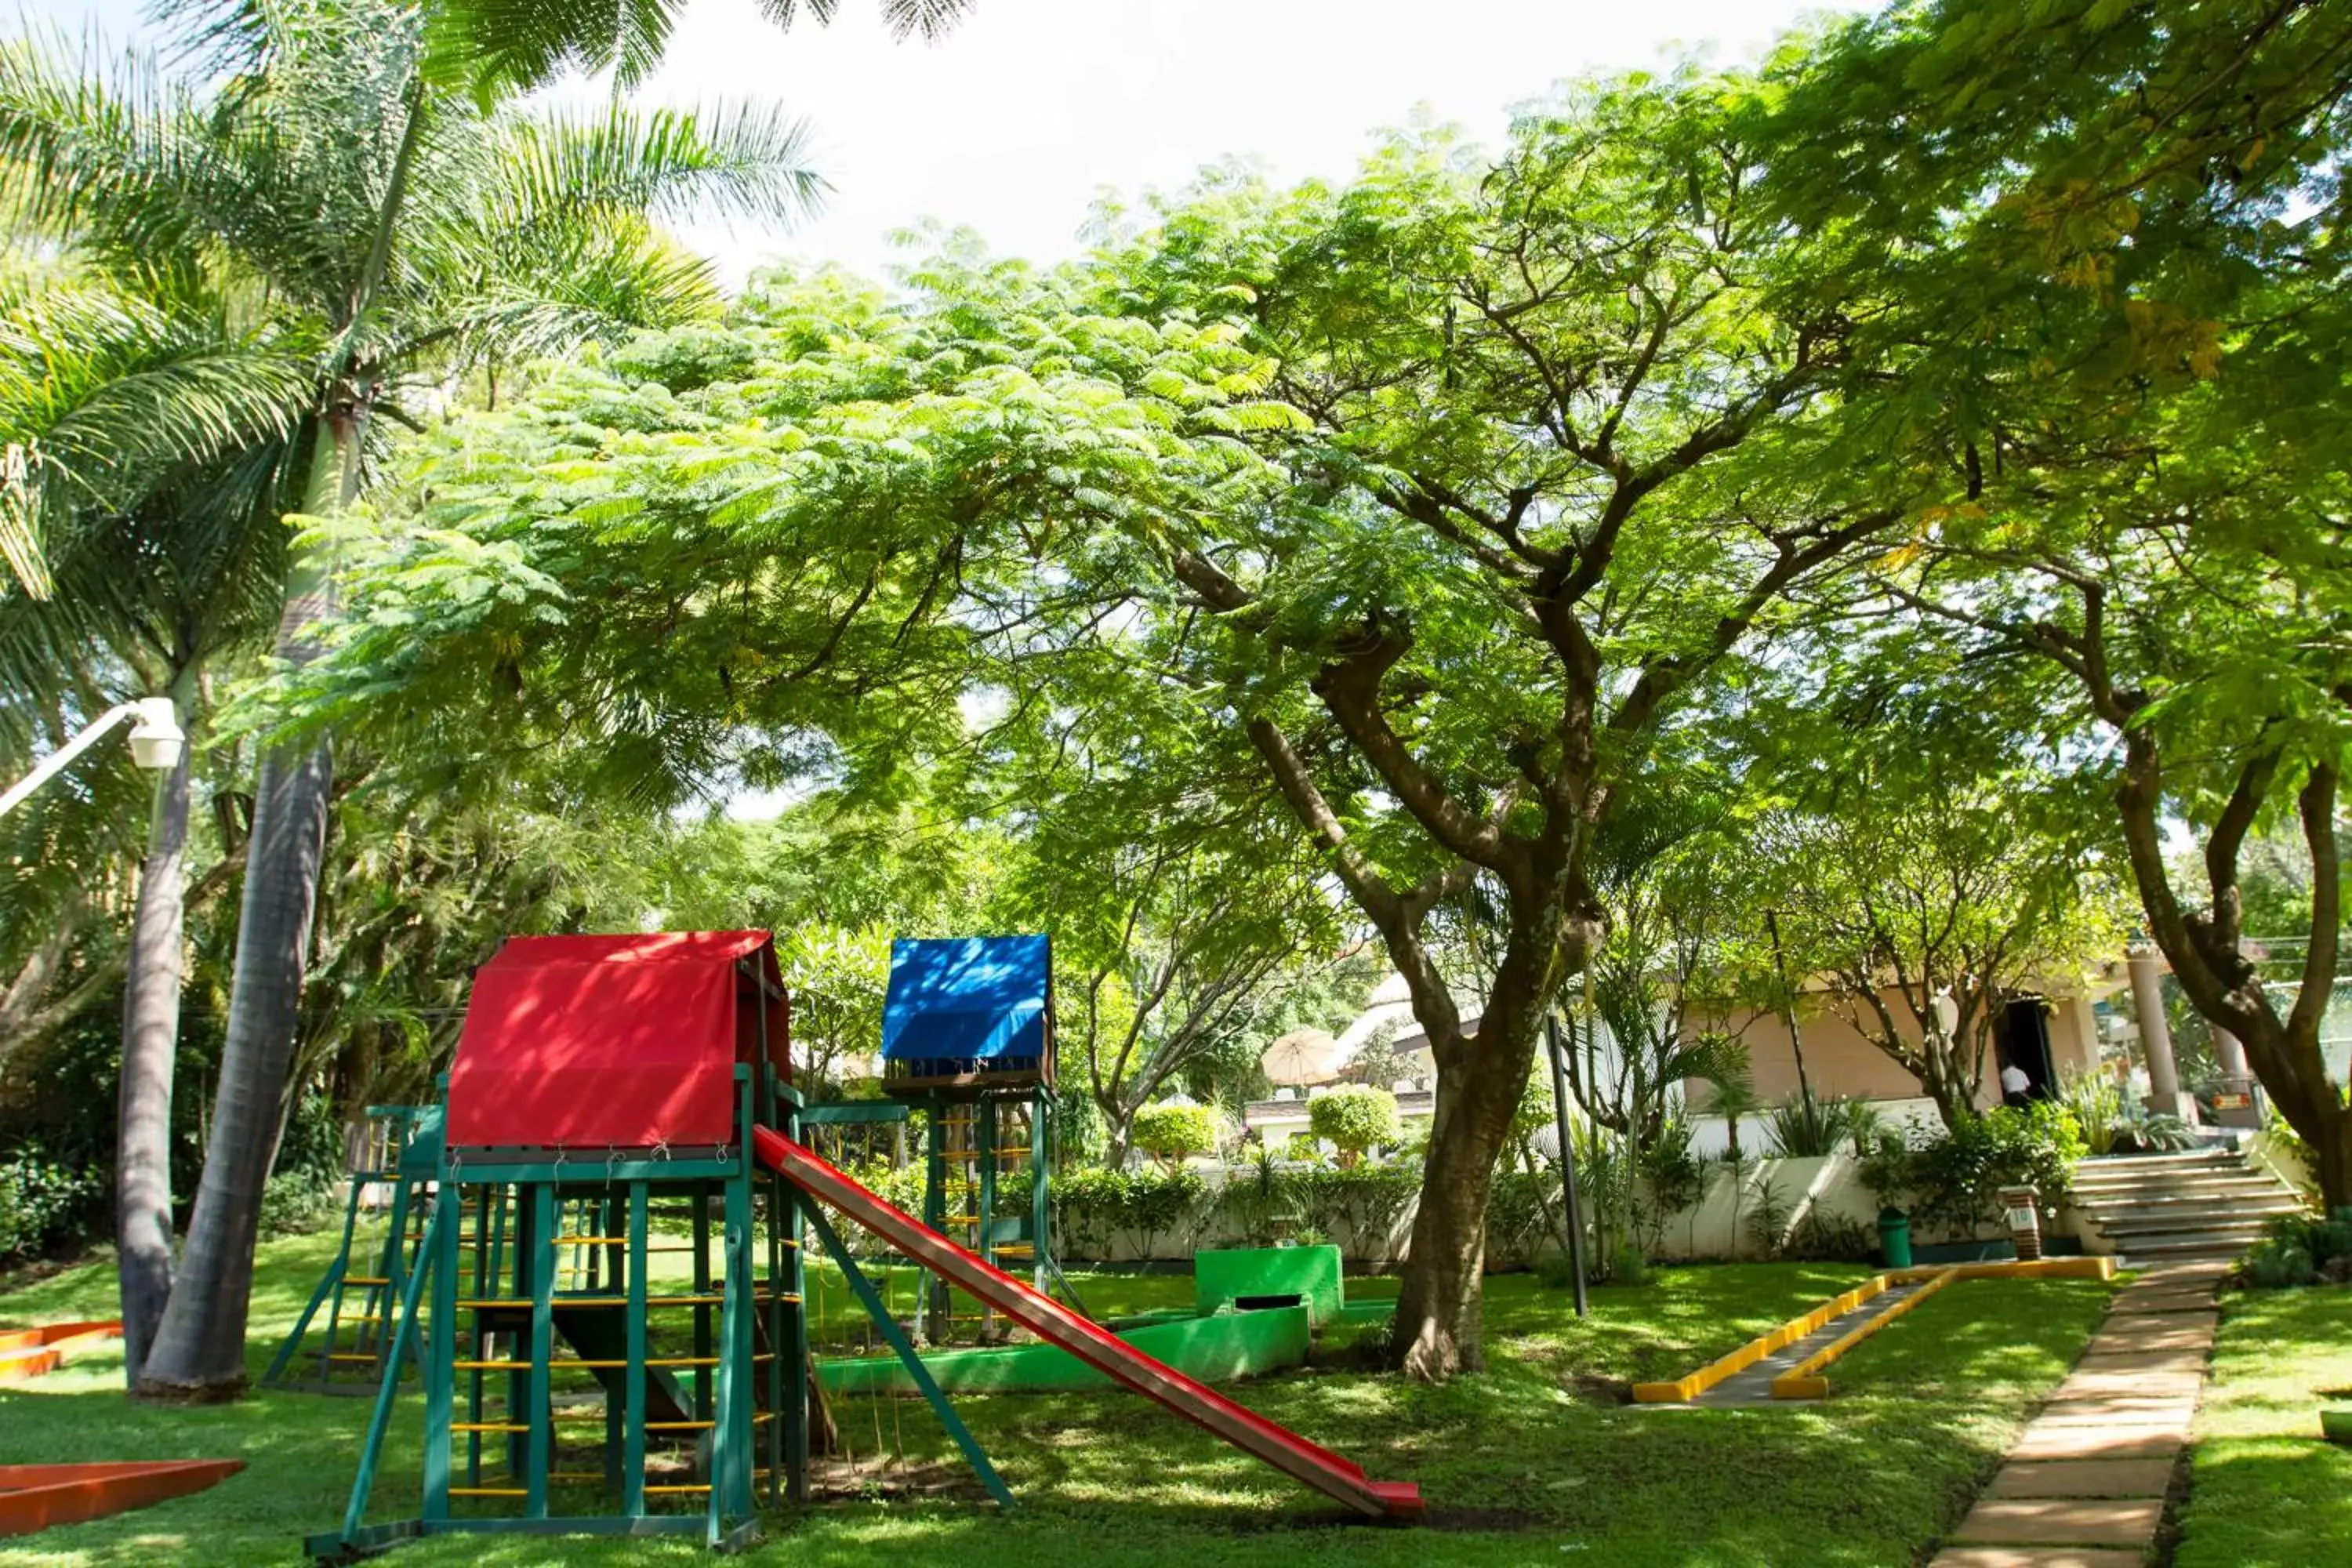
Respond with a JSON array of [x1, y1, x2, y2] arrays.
[[1635, 1259, 2118, 1407], [1697, 1277, 1944, 1405], [0, 1461, 245, 1537]]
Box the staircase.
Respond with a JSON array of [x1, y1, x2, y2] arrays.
[[2068, 1147, 2310, 1262]]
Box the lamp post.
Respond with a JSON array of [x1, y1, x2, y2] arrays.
[[0, 697, 186, 815]]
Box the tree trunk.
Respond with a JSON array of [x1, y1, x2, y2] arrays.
[[138, 421, 347, 1401], [116, 691, 192, 1388], [1389, 1012, 1539, 1379], [2314, 1110, 2352, 1213], [136, 739, 332, 1398]]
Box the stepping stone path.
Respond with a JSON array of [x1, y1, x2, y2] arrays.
[[1929, 1259, 2229, 1567]]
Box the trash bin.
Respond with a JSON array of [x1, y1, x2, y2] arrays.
[[1878, 1207, 1913, 1269]]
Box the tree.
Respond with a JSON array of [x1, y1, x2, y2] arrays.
[[1769, 765, 2130, 1130], [1, 0, 826, 1396], [0, 260, 311, 1381], [1763, 0, 2352, 1200], [273, 71, 1901, 1379], [1131, 1102, 1216, 1170], [1018, 801, 1333, 1167], [1308, 1086, 1399, 1167]]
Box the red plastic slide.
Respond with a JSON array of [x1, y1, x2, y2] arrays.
[[751, 1126, 1423, 1521]]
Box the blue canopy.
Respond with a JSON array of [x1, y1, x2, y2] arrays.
[[880, 935, 1051, 1077]]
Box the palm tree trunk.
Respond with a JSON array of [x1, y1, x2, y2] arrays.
[[138, 423, 347, 1399], [115, 676, 194, 1387]]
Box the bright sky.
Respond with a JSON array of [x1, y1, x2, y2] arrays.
[[55, 0, 1864, 282]]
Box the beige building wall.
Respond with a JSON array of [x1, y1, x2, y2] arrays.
[[1693, 988, 2102, 1109]]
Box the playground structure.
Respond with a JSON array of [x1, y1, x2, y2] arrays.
[[307, 929, 1419, 1559], [1633, 1256, 2119, 1405], [266, 1105, 438, 1393]]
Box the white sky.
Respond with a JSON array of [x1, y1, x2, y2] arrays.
[[55, 0, 1864, 283]]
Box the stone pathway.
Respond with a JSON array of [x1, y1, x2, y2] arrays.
[[1929, 1258, 2229, 1567]]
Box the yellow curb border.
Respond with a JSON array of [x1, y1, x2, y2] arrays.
[[1632, 1256, 2118, 1406]]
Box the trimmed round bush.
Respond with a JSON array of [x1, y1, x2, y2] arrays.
[[1132, 1102, 1218, 1168], [1309, 1086, 1402, 1167]]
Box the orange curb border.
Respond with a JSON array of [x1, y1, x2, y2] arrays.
[[0, 1321, 122, 1384], [0, 1460, 244, 1537]]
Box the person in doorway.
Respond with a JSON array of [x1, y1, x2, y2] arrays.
[[2000, 1061, 2033, 1109]]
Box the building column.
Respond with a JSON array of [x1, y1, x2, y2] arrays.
[[2127, 945, 2194, 1121]]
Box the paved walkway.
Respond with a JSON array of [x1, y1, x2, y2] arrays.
[[1929, 1258, 2229, 1568]]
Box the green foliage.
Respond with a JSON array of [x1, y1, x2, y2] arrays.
[[1048, 1164, 1207, 1258], [1764, 1094, 1882, 1159], [0, 1151, 103, 1262], [2244, 1242, 2318, 1290], [1863, 1104, 2087, 1240], [2242, 1207, 2352, 1290], [1307, 1087, 1401, 1166], [1130, 1102, 1218, 1168]]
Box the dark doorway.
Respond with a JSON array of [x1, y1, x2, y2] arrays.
[[1998, 998, 2058, 1100]]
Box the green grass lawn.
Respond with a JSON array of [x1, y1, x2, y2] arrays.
[[2174, 1284, 2352, 1568], [1, 1235, 2111, 1566]]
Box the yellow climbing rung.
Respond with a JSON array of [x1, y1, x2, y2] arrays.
[[645, 1485, 710, 1495], [345, 1276, 390, 1287], [644, 1420, 712, 1432], [448, 1487, 528, 1498], [326, 1352, 380, 1363], [452, 1422, 530, 1433]]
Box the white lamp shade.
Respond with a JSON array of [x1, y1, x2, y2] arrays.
[[1931, 989, 1960, 1037], [126, 697, 185, 771]]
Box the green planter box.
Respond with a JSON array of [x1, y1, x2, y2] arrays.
[[1192, 1245, 1345, 1327], [817, 1304, 1310, 1396]]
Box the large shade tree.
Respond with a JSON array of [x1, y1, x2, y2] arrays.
[[1765, 0, 2352, 1200], [270, 69, 1908, 1378]]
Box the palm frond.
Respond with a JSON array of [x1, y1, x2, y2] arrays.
[[756, 0, 973, 42], [487, 100, 827, 234]]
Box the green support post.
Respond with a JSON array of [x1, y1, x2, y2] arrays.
[[796, 1197, 1014, 1512], [624, 1179, 648, 1518], [423, 1172, 459, 1523], [923, 1097, 949, 1341], [526, 1184, 557, 1519], [1029, 1087, 1050, 1294], [333, 1192, 446, 1552]]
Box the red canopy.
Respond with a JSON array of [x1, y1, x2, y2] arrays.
[[447, 931, 786, 1151]]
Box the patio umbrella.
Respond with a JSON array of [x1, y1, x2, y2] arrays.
[[1261, 1027, 1346, 1087]]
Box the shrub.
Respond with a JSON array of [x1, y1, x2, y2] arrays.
[[1766, 1093, 1883, 1158], [2245, 1240, 2318, 1289], [1862, 1102, 2085, 1239], [1132, 1102, 1218, 1169], [1051, 1164, 1208, 1256], [0, 1153, 103, 1262], [2242, 1207, 2352, 1289], [1610, 1243, 1652, 1286], [1308, 1087, 1401, 1167]]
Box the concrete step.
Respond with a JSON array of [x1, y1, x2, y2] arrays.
[[2074, 1152, 2242, 1172], [2105, 1228, 2270, 1243], [2070, 1175, 2288, 1200], [2115, 1232, 2264, 1258], [2081, 1198, 2305, 1225]]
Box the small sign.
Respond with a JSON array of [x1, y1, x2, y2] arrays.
[[2005, 1207, 2038, 1231], [2213, 1092, 2252, 1110]]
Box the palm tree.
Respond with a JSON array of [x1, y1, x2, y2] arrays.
[[0, 0, 826, 1396], [0, 260, 314, 1379]]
